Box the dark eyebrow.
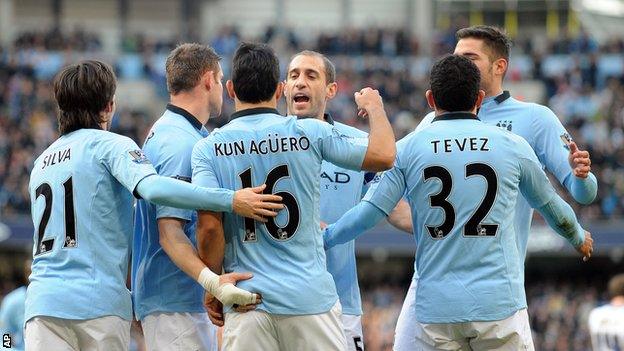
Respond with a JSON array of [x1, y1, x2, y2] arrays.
[[460, 52, 480, 58]]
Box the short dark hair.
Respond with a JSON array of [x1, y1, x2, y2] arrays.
[[429, 55, 481, 112], [456, 25, 511, 62], [231, 42, 280, 103], [166, 43, 221, 95], [608, 274, 624, 299], [53, 60, 116, 135], [290, 50, 336, 84]]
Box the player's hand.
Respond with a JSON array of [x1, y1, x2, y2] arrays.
[[576, 230, 594, 262], [354, 87, 384, 118], [204, 292, 224, 327], [216, 272, 262, 306], [233, 184, 284, 222], [320, 221, 328, 230], [568, 142, 591, 178]]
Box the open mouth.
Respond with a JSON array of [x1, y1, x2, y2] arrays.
[[293, 93, 310, 105]]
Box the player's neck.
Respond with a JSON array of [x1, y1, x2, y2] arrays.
[[235, 100, 278, 112], [169, 95, 210, 125], [612, 296, 624, 306], [486, 86, 504, 99]]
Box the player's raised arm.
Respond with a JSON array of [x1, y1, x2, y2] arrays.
[[516, 139, 593, 260], [531, 104, 597, 205], [356, 87, 396, 171]]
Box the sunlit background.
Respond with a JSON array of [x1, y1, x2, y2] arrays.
[[1, 0, 624, 350]]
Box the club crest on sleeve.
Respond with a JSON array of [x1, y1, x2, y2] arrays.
[[560, 133, 573, 150], [370, 172, 384, 184], [129, 150, 151, 164]]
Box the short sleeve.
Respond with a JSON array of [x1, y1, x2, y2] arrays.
[[299, 119, 368, 171], [100, 135, 157, 195], [191, 139, 221, 189]]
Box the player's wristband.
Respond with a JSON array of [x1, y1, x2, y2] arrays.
[[197, 267, 219, 294]]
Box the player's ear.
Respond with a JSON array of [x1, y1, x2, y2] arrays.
[[425, 90, 436, 109], [282, 80, 288, 97], [326, 82, 337, 100], [202, 70, 213, 91], [494, 58, 507, 77], [475, 89, 486, 110], [226, 80, 236, 99], [275, 81, 284, 101]]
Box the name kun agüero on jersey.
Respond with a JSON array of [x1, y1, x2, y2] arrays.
[[213, 134, 311, 157]]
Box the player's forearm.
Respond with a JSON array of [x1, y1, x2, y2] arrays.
[[158, 220, 207, 281], [564, 172, 598, 205], [536, 196, 585, 248], [136, 175, 234, 212], [386, 199, 413, 234], [197, 214, 225, 274], [362, 106, 396, 171], [324, 201, 387, 249]]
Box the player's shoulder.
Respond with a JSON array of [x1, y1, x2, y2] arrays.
[[144, 121, 198, 154], [414, 111, 435, 132], [516, 100, 559, 126], [332, 121, 368, 138], [0, 286, 26, 307], [294, 116, 334, 137]]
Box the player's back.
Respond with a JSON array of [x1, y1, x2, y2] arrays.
[[589, 304, 624, 351], [131, 109, 207, 320], [27, 129, 154, 322], [400, 113, 533, 323], [192, 109, 367, 315]]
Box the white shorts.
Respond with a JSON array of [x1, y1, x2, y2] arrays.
[[223, 301, 347, 351], [25, 315, 130, 351], [394, 278, 418, 351], [342, 314, 364, 351], [395, 279, 534, 351], [142, 312, 218, 351]]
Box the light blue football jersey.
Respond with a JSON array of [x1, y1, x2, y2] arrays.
[[0, 286, 26, 351], [27, 129, 156, 322], [319, 114, 373, 316], [417, 92, 596, 263], [132, 105, 209, 321], [191, 108, 368, 315], [364, 112, 559, 323]]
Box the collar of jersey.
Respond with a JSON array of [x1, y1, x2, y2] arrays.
[[432, 111, 480, 123], [482, 90, 511, 106], [230, 107, 280, 120], [166, 103, 203, 131], [324, 113, 335, 125]]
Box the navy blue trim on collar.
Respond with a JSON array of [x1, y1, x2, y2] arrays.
[[230, 107, 281, 120], [432, 112, 480, 123], [324, 113, 335, 125], [495, 91, 511, 104], [166, 104, 203, 131]]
